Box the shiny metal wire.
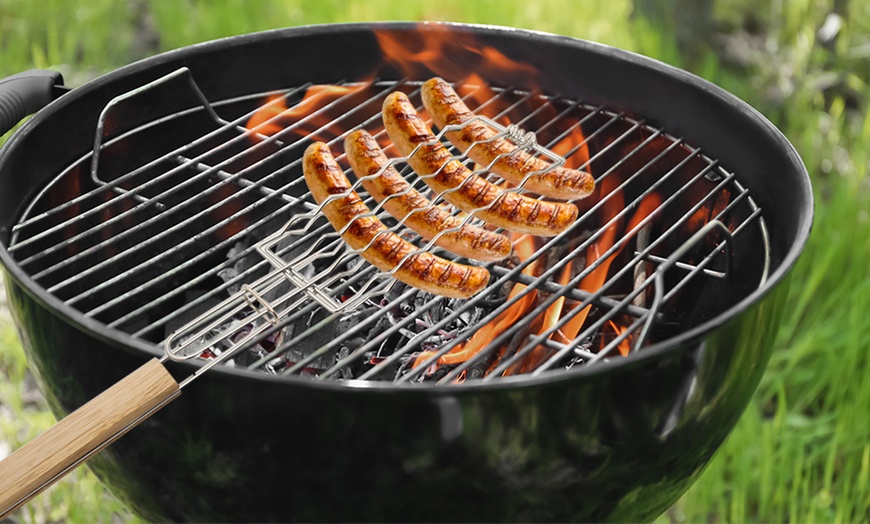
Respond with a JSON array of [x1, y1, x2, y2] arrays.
[[7, 68, 767, 384]]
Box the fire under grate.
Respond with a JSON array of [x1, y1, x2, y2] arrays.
[[7, 68, 769, 386]]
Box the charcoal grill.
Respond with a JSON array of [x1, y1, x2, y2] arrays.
[[0, 22, 811, 522]]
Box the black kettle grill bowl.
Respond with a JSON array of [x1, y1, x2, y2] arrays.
[[0, 23, 811, 522]]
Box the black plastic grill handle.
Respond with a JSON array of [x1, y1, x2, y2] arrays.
[[0, 70, 64, 136]]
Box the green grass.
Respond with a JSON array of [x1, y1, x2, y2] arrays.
[[1, 0, 868, 522], [668, 3, 870, 520], [0, 320, 138, 523]]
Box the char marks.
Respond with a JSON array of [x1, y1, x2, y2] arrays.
[[303, 142, 489, 299], [382, 91, 578, 237]]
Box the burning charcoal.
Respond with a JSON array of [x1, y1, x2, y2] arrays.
[[451, 299, 483, 331], [384, 281, 411, 308], [170, 324, 232, 362], [413, 291, 433, 318], [476, 285, 511, 310], [466, 367, 485, 381], [362, 349, 402, 380], [262, 356, 287, 374], [200, 347, 220, 360], [233, 340, 284, 373], [398, 301, 416, 317], [234, 348, 264, 368], [336, 346, 354, 379], [422, 365, 450, 383], [279, 309, 343, 370], [363, 351, 382, 365], [385, 309, 420, 340], [412, 294, 474, 337], [367, 312, 398, 340], [334, 335, 367, 377], [217, 240, 253, 295], [303, 306, 368, 368], [263, 233, 318, 305]]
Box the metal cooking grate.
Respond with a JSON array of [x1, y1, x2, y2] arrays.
[[7, 68, 768, 386]]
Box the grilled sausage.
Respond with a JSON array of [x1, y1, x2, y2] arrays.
[[382, 91, 578, 237], [303, 142, 489, 299], [344, 129, 512, 262], [421, 77, 594, 200]]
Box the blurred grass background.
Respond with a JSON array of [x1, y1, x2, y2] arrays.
[[0, 0, 868, 522]]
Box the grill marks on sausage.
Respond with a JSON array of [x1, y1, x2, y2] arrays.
[[303, 142, 489, 299], [302, 82, 587, 295], [344, 129, 511, 262], [421, 77, 595, 200], [382, 91, 578, 237]]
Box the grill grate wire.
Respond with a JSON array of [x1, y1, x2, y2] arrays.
[[7, 68, 767, 385]]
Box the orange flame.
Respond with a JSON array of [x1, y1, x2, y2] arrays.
[[606, 320, 632, 357], [375, 24, 538, 87], [412, 234, 541, 370], [455, 73, 510, 125], [245, 95, 288, 137], [412, 184, 663, 376], [245, 84, 366, 142], [557, 187, 662, 351], [374, 24, 562, 135], [552, 122, 592, 172], [515, 260, 574, 373], [557, 178, 625, 343], [244, 23, 591, 174], [376, 28, 449, 74]]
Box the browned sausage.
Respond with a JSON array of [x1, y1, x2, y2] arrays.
[[344, 129, 512, 262], [421, 77, 594, 200], [302, 142, 490, 299], [382, 91, 578, 237]]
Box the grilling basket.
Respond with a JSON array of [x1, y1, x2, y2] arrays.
[[0, 22, 811, 522]]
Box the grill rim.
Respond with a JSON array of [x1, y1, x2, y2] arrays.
[[0, 21, 813, 393]]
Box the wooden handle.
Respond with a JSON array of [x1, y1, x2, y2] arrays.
[[0, 358, 180, 517]]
